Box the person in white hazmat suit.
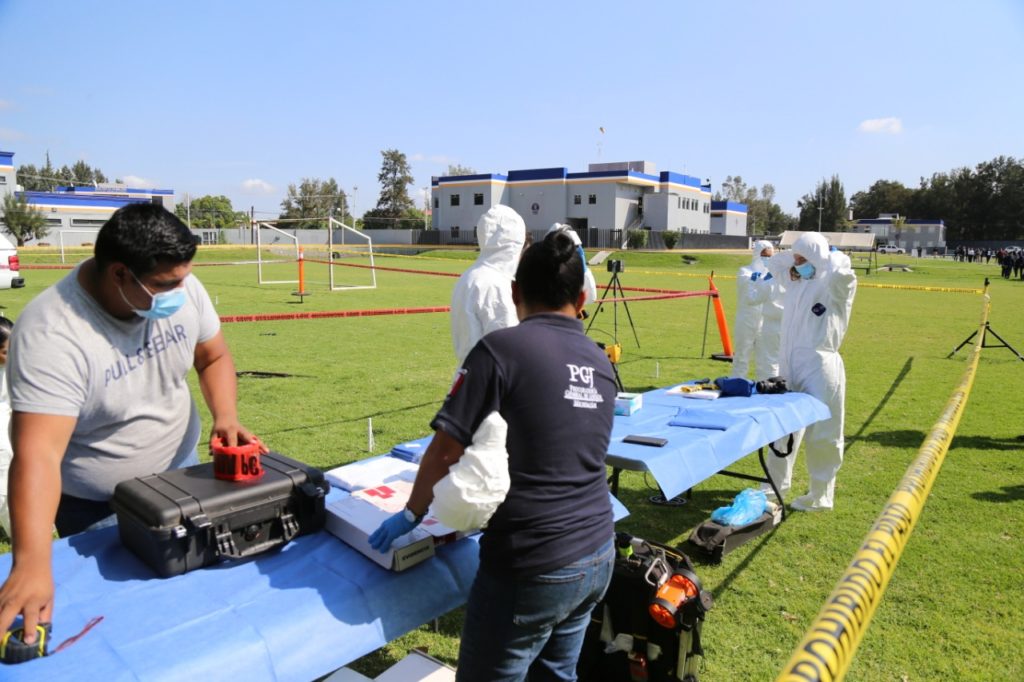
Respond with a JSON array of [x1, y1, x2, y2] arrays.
[[763, 232, 857, 511], [449, 205, 527, 366], [731, 240, 784, 380], [435, 206, 526, 530]]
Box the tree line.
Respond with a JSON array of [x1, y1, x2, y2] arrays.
[[6, 151, 1021, 241]]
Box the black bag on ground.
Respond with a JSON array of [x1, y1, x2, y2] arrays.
[[577, 533, 712, 682], [687, 509, 780, 563], [110, 452, 328, 577]]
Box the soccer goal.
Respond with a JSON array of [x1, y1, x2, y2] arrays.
[[254, 222, 300, 285], [58, 229, 102, 264], [326, 217, 376, 291]]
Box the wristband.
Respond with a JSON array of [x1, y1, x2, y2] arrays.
[[403, 506, 425, 524]]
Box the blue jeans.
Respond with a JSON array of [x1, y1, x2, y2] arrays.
[[456, 536, 615, 682]]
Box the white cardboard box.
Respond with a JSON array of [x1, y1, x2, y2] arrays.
[[375, 650, 456, 682], [325, 479, 471, 571], [325, 650, 456, 682]]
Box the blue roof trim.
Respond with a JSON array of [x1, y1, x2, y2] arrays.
[[58, 186, 174, 195], [436, 173, 508, 183], [711, 201, 747, 212], [0, 151, 14, 164], [660, 171, 703, 188], [20, 191, 150, 209], [856, 218, 943, 225], [507, 167, 567, 182]]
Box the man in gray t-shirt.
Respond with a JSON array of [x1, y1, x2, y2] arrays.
[[0, 203, 264, 646]]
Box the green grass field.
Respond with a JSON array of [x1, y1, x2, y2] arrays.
[[3, 245, 1023, 681]]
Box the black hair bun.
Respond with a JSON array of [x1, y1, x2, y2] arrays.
[[546, 230, 576, 264]]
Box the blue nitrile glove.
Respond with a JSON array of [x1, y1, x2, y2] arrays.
[[763, 272, 773, 282], [368, 509, 420, 552], [750, 271, 762, 281]]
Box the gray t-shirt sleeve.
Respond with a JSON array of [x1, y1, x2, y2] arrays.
[[189, 274, 221, 343], [9, 301, 89, 417]]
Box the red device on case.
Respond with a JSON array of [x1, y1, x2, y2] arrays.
[[212, 436, 263, 482]]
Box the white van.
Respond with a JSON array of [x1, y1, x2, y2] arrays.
[[0, 234, 24, 289]]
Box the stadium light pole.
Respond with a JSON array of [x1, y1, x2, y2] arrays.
[[352, 186, 358, 227]]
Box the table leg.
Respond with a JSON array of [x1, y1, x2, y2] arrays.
[[608, 468, 621, 497], [758, 448, 787, 521]]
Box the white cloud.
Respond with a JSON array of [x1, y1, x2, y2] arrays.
[[0, 127, 25, 141], [122, 174, 156, 187], [411, 152, 457, 165], [241, 178, 275, 194], [857, 117, 903, 134]]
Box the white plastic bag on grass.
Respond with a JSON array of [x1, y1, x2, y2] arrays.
[[431, 411, 510, 532]]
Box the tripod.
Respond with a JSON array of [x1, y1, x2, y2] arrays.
[[947, 278, 1024, 362], [586, 267, 641, 349], [948, 321, 1024, 361]]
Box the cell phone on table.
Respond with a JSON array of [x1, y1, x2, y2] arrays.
[[623, 434, 668, 447]]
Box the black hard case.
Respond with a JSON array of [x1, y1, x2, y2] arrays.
[[110, 452, 329, 577]]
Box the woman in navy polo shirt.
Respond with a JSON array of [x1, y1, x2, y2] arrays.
[[371, 230, 617, 681]]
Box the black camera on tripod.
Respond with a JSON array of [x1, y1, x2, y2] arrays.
[[607, 259, 624, 273]]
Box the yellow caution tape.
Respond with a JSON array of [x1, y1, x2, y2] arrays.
[[775, 285, 990, 682]]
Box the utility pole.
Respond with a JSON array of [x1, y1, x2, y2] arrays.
[[185, 192, 191, 228], [817, 196, 823, 232]]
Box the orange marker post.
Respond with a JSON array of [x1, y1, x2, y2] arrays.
[[708, 274, 733, 361], [292, 249, 310, 303]]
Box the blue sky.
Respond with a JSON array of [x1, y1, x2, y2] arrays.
[[1, 0, 1021, 219]]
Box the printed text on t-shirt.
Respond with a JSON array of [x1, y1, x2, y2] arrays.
[[104, 324, 188, 386], [564, 363, 604, 409]]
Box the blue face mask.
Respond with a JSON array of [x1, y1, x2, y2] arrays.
[[121, 271, 187, 320], [794, 262, 816, 279], [761, 256, 772, 266]]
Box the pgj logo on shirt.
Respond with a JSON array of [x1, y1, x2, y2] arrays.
[[564, 363, 603, 409]]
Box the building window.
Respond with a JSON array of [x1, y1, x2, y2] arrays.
[[473, 193, 484, 205], [574, 194, 582, 205], [450, 194, 460, 207], [588, 194, 597, 205], [0, 176, 6, 184], [450, 226, 460, 239], [677, 196, 681, 209], [433, 197, 438, 208]]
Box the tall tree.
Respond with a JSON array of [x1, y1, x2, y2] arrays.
[[1, 193, 49, 245], [798, 175, 847, 231], [174, 195, 247, 230], [445, 163, 476, 176], [715, 176, 794, 234], [278, 177, 351, 229], [849, 179, 913, 220], [15, 156, 109, 190], [375, 149, 414, 216]]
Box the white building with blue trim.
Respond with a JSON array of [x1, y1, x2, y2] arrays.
[[431, 161, 746, 241], [852, 213, 946, 252], [0, 151, 175, 237]]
